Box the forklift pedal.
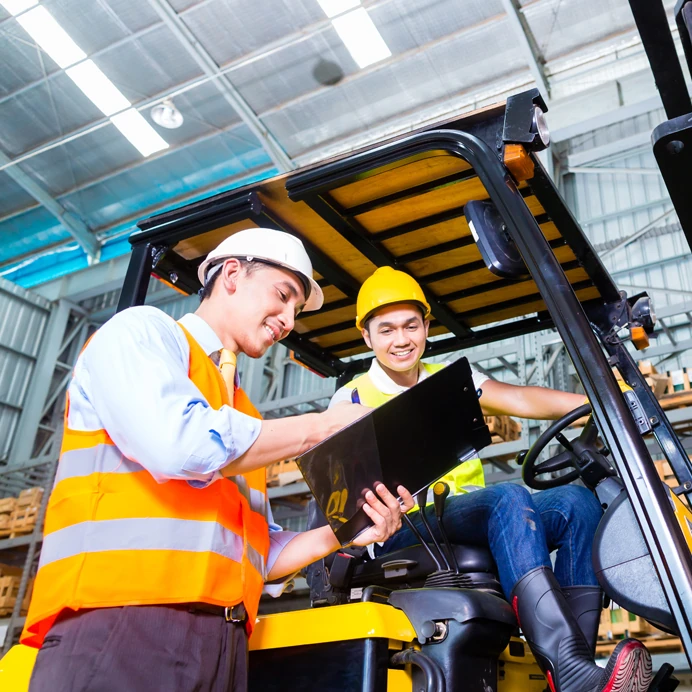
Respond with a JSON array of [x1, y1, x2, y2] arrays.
[[647, 663, 679, 692]]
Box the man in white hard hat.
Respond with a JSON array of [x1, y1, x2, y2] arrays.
[[25, 228, 414, 692]]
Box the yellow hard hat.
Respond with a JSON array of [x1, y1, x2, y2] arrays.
[[355, 267, 431, 330]]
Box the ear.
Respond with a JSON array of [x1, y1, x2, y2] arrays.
[[423, 319, 430, 339], [362, 327, 373, 350], [220, 258, 243, 295]]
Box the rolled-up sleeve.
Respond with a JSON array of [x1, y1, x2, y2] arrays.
[[70, 307, 262, 484], [263, 504, 300, 596]]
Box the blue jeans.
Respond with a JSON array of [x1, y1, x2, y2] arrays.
[[378, 484, 602, 598]]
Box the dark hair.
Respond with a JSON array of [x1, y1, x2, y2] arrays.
[[198, 259, 263, 302]]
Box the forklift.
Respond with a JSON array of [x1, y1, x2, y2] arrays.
[[4, 0, 692, 688]]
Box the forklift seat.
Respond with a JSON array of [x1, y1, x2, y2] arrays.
[[305, 500, 505, 604], [350, 542, 504, 593]]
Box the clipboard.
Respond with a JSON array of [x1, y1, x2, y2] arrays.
[[296, 357, 492, 545]]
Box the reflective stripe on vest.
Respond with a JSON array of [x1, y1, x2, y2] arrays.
[[348, 363, 486, 495], [22, 321, 269, 648], [53, 444, 268, 516]]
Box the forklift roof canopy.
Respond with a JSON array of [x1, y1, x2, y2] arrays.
[[128, 91, 618, 379]]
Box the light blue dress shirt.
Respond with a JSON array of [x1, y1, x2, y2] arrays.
[[67, 305, 298, 591]]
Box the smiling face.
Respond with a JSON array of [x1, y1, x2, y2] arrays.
[[362, 303, 429, 378], [203, 258, 306, 358]]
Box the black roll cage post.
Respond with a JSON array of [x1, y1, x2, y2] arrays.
[[285, 129, 692, 664]]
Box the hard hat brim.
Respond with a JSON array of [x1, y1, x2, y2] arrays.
[[356, 300, 430, 330], [198, 255, 323, 312]]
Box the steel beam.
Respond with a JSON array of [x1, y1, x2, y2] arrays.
[[0, 151, 99, 259], [32, 254, 131, 303], [582, 197, 673, 227], [146, 0, 293, 172], [597, 228, 688, 265], [551, 95, 664, 143], [567, 166, 661, 176], [618, 284, 692, 298], [500, 0, 551, 99], [7, 300, 72, 466], [600, 208, 678, 259], [566, 130, 651, 168], [0, 121, 263, 226]]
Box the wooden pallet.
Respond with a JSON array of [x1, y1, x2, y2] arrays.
[[0, 575, 19, 616], [658, 389, 692, 411], [0, 497, 16, 514], [598, 607, 660, 639], [596, 635, 683, 658], [0, 504, 40, 539], [266, 459, 303, 488], [0, 562, 22, 578], [0, 574, 34, 616], [485, 415, 522, 444], [597, 606, 684, 658], [17, 487, 43, 508]]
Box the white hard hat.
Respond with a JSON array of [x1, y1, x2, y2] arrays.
[[197, 228, 323, 312]]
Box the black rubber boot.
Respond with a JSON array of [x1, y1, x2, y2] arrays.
[[563, 585, 603, 655], [512, 567, 652, 692]]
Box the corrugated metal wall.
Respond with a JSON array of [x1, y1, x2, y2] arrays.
[[0, 277, 51, 462]]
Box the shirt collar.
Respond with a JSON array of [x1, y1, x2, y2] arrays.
[[178, 313, 223, 357], [367, 358, 429, 395]]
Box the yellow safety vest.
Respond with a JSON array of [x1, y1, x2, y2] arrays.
[[347, 363, 485, 495]]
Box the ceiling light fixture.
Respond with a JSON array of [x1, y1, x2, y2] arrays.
[[4, 2, 169, 158], [317, 0, 359, 18], [317, 1, 391, 69], [66, 60, 131, 116], [312, 58, 344, 86], [0, 0, 38, 17], [331, 8, 391, 69], [111, 109, 169, 157], [150, 99, 184, 129], [15, 5, 86, 68]]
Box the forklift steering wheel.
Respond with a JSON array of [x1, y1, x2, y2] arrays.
[[520, 404, 600, 490]]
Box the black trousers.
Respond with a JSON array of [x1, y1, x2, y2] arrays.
[[28, 605, 248, 692]]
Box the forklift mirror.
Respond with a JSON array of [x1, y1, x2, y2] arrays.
[[631, 295, 657, 333], [465, 200, 529, 280]]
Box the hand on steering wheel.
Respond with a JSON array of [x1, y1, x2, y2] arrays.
[[519, 404, 608, 490]]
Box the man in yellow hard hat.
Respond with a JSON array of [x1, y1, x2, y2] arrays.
[[24, 230, 414, 692], [328, 266, 652, 692]]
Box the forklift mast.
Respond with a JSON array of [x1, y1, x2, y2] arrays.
[[628, 0, 692, 255]]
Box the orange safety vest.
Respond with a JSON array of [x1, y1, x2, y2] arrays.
[[22, 323, 269, 648]]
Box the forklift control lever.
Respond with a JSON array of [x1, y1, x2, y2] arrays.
[[433, 482, 460, 573], [416, 489, 452, 572]]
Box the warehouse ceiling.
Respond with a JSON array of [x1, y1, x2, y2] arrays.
[[0, 0, 681, 288]]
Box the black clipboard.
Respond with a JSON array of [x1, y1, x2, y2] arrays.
[[296, 357, 492, 545]]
